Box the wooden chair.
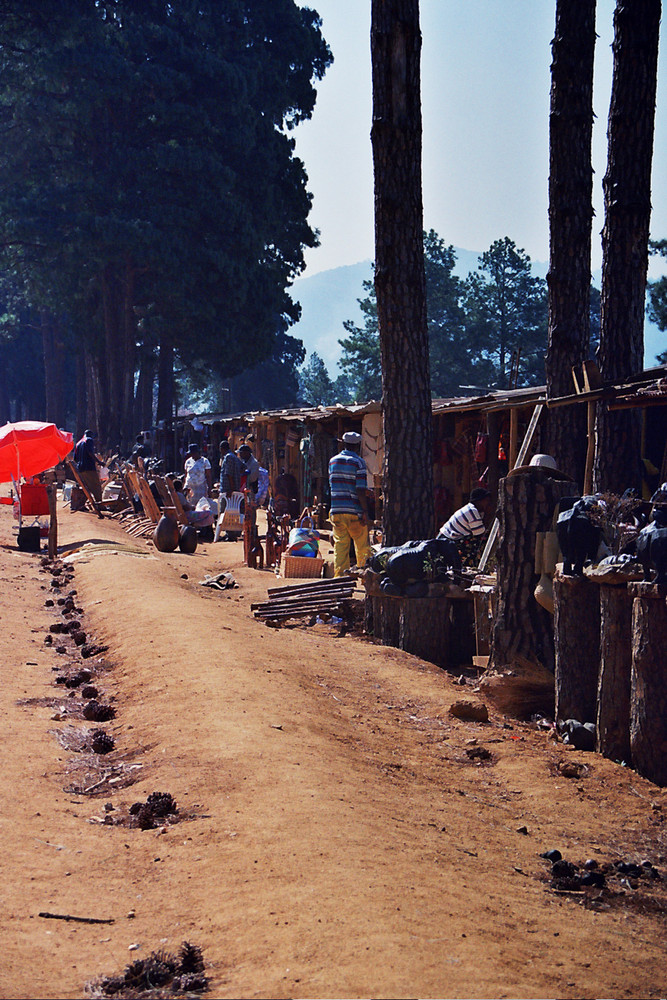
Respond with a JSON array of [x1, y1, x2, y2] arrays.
[[122, 466, 160, 537], [152, 475, 185, 525], [65, 460, 104, 518], [163, 476, 193, 526]]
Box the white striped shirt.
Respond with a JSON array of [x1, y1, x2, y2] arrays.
[[438, 502, 485, 540]]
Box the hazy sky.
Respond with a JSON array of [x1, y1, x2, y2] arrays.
[[294, 0, 667, 279]]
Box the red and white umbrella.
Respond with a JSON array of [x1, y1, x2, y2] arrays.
[[0, 420, 74, 485]]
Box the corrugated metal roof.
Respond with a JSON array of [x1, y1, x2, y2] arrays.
[[185, 363, 666, 427]]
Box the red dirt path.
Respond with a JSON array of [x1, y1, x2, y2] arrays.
[[0, 501, 666, 999]]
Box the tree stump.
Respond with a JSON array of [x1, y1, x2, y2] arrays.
[[366, 594, 473, 669], [597, 582, 633, 762], [371, 594, 402, 650], [630, 583, 667, 786], [492, 471, 576, 673], [399, 597, 451, 666], [553, 572, 600, 724]]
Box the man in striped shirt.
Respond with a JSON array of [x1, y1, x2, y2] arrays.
[[328, 430, 372, 577], [438, 487, 492, 565]]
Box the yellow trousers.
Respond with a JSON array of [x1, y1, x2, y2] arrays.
[[330, 512, 372, 577]]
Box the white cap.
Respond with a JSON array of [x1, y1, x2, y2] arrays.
[[342, 431, 362, 445], [529, 454, 558, 470]]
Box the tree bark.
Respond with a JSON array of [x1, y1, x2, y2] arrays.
[[121, 255, 137, 450], [597, 582, 633, 762], [630, 583, 667, 786], [594, 0, 661, 494], [492, 471, 576, 674], [156, 333, 174, 425], [544, 0, 596, 486], [100, 263, 123, 446], [371, 0, 433, 545], [84, 347, 102, 440], [0, 362, 9, 423], [41, 312, 67, 427], [368, 593, 466, 669], [134, 348, 155, 434], [554, 573, 600, 723]]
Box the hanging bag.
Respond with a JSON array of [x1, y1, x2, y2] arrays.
[[474, 432, 488, 464]]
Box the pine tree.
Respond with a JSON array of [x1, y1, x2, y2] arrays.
[[0, 1, 331, 446], [544, 0, 596, 486], [594, 0, 661, 493], [371, 0, 433, 544], [462, 238, 548, 388]]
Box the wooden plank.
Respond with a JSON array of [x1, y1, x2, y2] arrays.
[[509, 409, 519, 470], [583, 400, 595, 495], [65, 460, 103, 516], [47, 483, 57, 560], [126, 468, 161, 523], [266, 582, 356, 599], [267, 579, 357, 598], [255, 602, 353, 621], [254, 585, 355, 603], [253, 594, 358, 614], [582, 359, 603, 391]]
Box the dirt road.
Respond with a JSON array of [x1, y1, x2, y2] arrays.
[[0, 502, 666, 1000]]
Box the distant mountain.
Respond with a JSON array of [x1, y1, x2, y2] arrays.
[[289, 252, 665, 374], [290, 260, 373, 373]]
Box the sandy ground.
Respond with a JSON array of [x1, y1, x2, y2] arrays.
[[0, 499, 666, 1000]]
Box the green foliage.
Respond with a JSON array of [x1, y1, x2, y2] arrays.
[[337, 277, 382, 401], [298, 352, 338, 406], [0, 0, 332, 428], [462, 237, 548, 388], [338, 232, 548, 400], [423, 230, 470, 396], [227, 333, 306, 411], [647, 240, 667, 362]]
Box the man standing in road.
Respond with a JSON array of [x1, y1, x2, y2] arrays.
[[73, 429, 103, 506], [219, 438, 245, 541], [239, 443, 260, 496], [328, 430, 372, 577]]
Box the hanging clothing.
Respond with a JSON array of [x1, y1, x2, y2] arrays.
[[361, 412, 383, 482]]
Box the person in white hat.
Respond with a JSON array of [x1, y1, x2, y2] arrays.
[[328, 430, 372, 577]]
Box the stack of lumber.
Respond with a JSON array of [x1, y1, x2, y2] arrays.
[[252, 577, 358, 622]]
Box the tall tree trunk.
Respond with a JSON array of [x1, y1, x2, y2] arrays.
[[156, 332, 174, 426], [371, 0, 433, 545], [545, 0, 596, 487], [594, 0, 661, 494], [0, 361, 9, 423], [134, 348, 156, 433], [41, 312, 67, 428], [75, 351, 86, 440], [121, 255, 137, 451], [100, 263, 122, 446], [491, 471, 576, 674], [84, 347, 102, 440]]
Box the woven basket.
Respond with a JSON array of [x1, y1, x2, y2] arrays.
[[281, 554, 324, 579]]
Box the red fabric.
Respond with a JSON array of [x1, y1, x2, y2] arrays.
[[20, 483, 50, 515], [474, 432, 488, 464], [0, 421, 73, 484]]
